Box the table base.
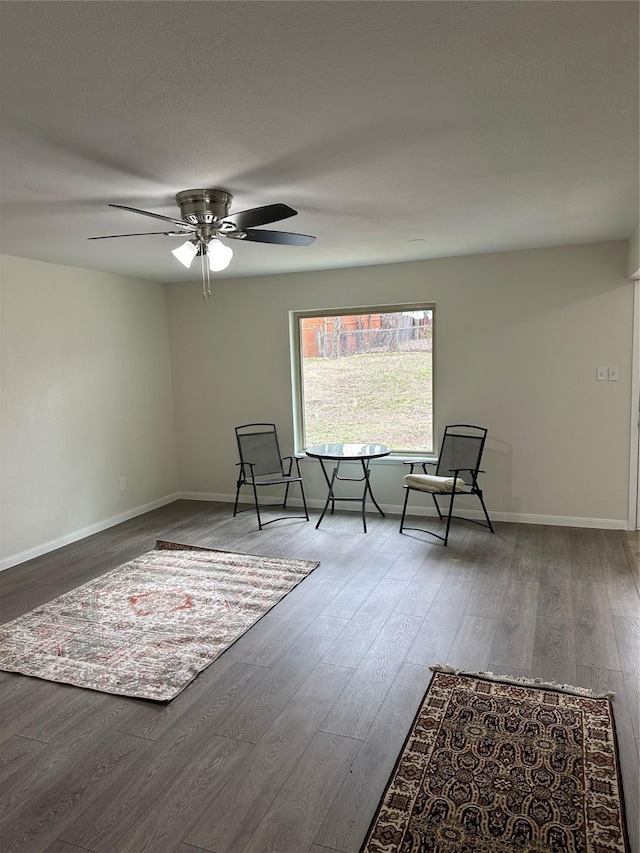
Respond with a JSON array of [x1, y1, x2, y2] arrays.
[[315, 458, 386, 532]]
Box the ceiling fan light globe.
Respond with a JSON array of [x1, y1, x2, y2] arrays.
[[171, 240, 198, 268], [207, 238, 233, 272]]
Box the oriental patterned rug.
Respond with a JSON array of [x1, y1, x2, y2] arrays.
[[361, 667, 629, 853], [0, 541, 319, 701]]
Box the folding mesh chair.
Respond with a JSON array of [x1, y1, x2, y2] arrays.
[[399, 424, 494, 546], [233, 423, 309, 531]]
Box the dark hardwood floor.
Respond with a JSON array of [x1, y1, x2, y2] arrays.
[[1, 501, 638, 853]]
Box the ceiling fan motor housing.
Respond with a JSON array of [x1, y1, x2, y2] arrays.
[[175, 189, 233, 225]]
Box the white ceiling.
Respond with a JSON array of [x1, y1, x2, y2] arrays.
[[0, 1, 637, 283]]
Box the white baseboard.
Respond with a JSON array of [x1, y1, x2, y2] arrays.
[[177, 493, 628, 530], [486, 511, 627, 529], [179, 492, 235, 503], [1, 491, 627, 571], [0, 493, 181, 572]]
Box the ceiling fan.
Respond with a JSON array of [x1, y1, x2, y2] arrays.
[[88, 189, 316, 299]]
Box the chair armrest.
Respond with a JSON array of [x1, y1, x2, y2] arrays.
[[236, 460, 256, 481], [403, 460, 437, 474], [402, 460, 420, 474], [281, 455, 304, 478], [447, 467, 482, 489]]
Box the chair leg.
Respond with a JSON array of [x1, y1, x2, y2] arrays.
[[402, 487, 491, 547], [233, 480, 243, 517], [399, 487, 411, 532], [251, 481, 263, 530], [477, 489, 494, 532], [432, 494, 444, 520], [443, 495, 455, 546], [300, 481, 310, 521], [283, 458, 297, 510]]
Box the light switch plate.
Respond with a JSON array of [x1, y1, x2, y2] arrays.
[[608, 366, 619, 381], [596, 366, 608, 381]]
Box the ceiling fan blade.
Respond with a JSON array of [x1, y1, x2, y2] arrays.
[[109, 203, 195, 231], [88, 231, 188, 240], [240, 229, 316, 246], [222, 203, 297, 231]]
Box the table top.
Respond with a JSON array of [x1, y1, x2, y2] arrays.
[[305, 443, 391, 461]]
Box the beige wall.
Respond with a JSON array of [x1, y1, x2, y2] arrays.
[[0, 255, 179, 565], [0, 240, 633, 569], [628, 226, 640, 279], [167, 240, 633, 526]]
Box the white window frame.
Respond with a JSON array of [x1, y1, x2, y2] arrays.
[[289, 302, 436, 457]]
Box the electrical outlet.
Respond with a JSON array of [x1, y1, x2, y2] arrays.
[[596, 366, 608, 381], [119, 477, 127, 491], [608, 366, 619, 381]]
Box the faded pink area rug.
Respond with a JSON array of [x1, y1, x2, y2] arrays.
[[0, 541, 319, 701]]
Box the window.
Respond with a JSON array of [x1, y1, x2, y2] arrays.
[[291, 305, 434, 454]]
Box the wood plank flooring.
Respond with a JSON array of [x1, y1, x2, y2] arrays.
[[0, 501, 638, 853]]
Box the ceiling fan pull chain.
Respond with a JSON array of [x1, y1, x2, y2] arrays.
[[200, 245, 211, 300], [201, 248, 207, 300]]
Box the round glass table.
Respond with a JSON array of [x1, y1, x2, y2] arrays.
[[305, 443, 391, 532]]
